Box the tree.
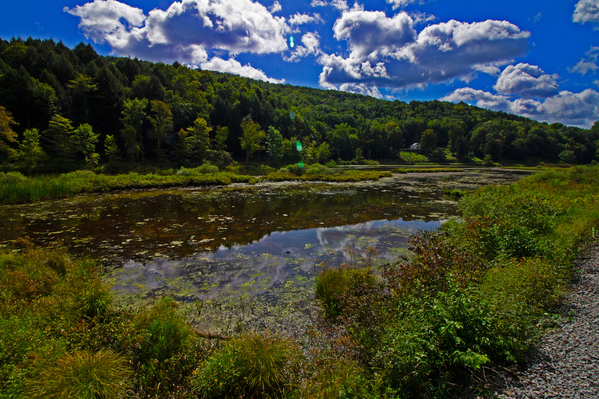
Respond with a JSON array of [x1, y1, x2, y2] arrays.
[[420, 129, 437, 155], [45, 114, 75, 163], [240, 116, 266, 163], [214, 126, 229, 151], [74, 123, 100, 167], [266, 126, 284, 166], [149, 100, 173, 161], [0, 106, 18, 161], [68, 73, 97, 122], [104, 135, 120, 162], [186, 117, 211, 163], [120, 98, 148, 161], [19, 128, 46, 173]]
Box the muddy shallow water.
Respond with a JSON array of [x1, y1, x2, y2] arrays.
[[0, 170, 530, 333]]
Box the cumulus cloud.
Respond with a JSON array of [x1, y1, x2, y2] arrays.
[[200, 57, 285, 83], [573, 0, 599, 28], [386, 0, 429, 10], [339, 83, 383, 98], [288, 12, 323, 26], [66, 0, 290, 65], [269, 0, 282, 13], [320, 14, 530, 91], [333, 10, 416, 60], [284, 32, 322, 62], [494, 63, 559, 98], [570, 46, 599, 75], [442, 87, 599, 128], [310, 0, 349, 11]]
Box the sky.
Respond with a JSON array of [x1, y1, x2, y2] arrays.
[[1, 0, 598, 128]]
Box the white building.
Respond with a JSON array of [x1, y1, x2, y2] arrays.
[[409, 143, 421, 150]]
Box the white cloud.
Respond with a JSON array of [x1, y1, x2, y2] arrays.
[[200, 57, 285, 83], [442, 87, 599, 128], [269, 0, 282, 13], [333, 10, 416, 60], [64, 0, 146, 48], [573, 0, 599, 28], [310, 0, 349, 11], [494, 63, 559, 98], [570, 46, 599, 75], [386, 0, 428, 10], [66, 0, 290, 65], [288, 12, 323, 26], [284, 32, 322, 62], [320, 15, 530, 90], [339, 83, 383, 98]]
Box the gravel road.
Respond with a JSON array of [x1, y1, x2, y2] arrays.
[[490, 242, 599, 399]]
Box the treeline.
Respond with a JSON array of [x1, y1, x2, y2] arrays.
[[0, 36, 598, 171]]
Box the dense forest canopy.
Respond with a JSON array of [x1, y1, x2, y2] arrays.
[[0, 36, 598, 170]]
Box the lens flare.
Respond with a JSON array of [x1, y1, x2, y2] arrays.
[[289, 36, 295, 48], [296, 142, 303, 152], [298, 161, 304, 169]]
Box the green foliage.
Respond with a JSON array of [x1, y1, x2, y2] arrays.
[[374, 281, 525, 396], [73, 123, 99, 167], [315, 266, 376, 320], [120, 98, 148, 161], [44, 114, 75, 163], [18, 128, 46, 172], [104, 134, 119, 162], [266, 126, 284, 166], [192, 331, 301, 398], [177, 163, 220, 175], [25, 350, 132, 399], [149, 100, 173, 161], [214, 126, 229, 151], [0, 105, 18, 161], [420, 129, 437, 153], [240, 116, 266, 163], [186, 117, 211, 163]]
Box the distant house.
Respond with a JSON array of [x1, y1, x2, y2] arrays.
[[410, 143, 421, 150]]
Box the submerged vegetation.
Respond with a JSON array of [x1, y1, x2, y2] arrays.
[[1, 165, 598, 397]]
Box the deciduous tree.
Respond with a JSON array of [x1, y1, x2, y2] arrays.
[[240, 116, 266, 163]]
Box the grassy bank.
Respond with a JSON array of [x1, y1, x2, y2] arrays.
[[1, 166, 598, 398], [0, 167, 393, 204]]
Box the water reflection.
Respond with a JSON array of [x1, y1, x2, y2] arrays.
[[108, 217, 440, 301]]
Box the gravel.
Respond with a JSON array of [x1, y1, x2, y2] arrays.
[[488, 242, 599, 399]]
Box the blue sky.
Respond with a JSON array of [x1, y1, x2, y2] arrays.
[[1, 0, 598, 128]]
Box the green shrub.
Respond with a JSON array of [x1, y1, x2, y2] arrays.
[[0, 171, 28, 184], [25, 350, 132, 399], [315, 266, 376, 320], [125, 296, 192, 364], [193, 331, 301, 398], [374, 280, 526, 397]]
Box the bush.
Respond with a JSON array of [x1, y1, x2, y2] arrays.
[[25, 350, 132, 399], [0, 171, 28, 184], [192, 331, 301, 398], [374, 280, 526, 396], [177, 163, 219, 176], [315, 266, 376, 320]]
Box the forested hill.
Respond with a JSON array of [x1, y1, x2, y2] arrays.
[[0, 36, 598, 169]]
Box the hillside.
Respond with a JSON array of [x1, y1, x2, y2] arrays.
[[0, 36, 597, 170]]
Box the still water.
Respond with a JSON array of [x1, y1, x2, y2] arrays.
[[0, 171, 528, 330]]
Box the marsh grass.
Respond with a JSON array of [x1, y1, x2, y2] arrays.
[[25, 349, 132, 399], [192, 330, 301, 398], [392, 167, 465, 174], [0, 168, 391, 204]]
